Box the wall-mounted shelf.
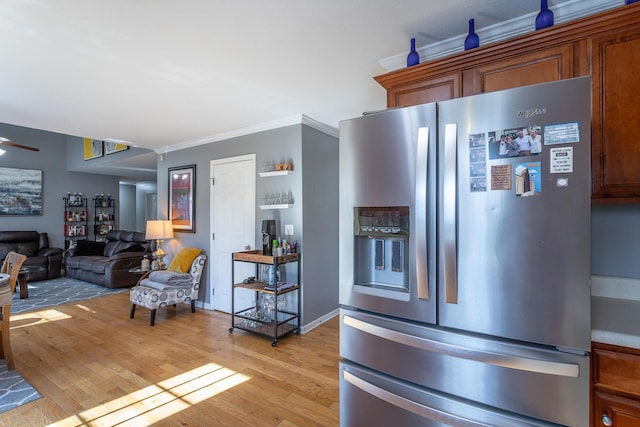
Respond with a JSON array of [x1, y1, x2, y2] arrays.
[[259, 204, 294, 210], [259, 171, 294, 178]]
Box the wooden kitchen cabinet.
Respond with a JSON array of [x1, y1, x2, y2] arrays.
[[592, 342, 640, 426], [382, 71, 461, 107], [374, 4, 640, 203], [590, 27, 640, 201], [467, 43, 578, 94], [594, 392, 640, 427]]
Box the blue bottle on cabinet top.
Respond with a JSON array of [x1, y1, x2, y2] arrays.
[[407, 38, 419, 67], [464, 19, 479, 50], [626, 0, 639, 4], [535, 0, 554, 30]]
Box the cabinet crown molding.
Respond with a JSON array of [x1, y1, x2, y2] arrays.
[[378, 0, 622, 72]]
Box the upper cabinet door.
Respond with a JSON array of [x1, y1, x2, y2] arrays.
[[590, 27, 640, 202], [383, 72, 461, 107], [468, 43, 576, 94]]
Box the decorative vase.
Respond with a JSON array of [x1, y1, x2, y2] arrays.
[[407, 38, 420, 67], [535, 0, 554, 30], [464, 19, 479, 51]]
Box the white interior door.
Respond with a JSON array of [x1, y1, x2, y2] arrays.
[[210, 154, 256, 313]]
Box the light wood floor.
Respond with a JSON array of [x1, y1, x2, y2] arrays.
[[1, 292, 340, 426]]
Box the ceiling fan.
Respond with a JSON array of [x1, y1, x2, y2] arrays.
[[0, 137, 40, 155]]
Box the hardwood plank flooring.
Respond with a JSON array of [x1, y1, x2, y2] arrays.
[[1, 292, 340, 426]]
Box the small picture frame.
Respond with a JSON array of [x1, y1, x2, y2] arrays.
[[104, 142, 129, 155], [83, 138, 103, 160]]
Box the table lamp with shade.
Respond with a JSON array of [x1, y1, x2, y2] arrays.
[[145, 220, 174, 269]]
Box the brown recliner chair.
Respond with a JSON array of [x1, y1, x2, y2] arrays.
[[0, 231, 63, 282]]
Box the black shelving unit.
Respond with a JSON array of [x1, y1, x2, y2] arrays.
[[93, 195, 116, 242], [63, 195, 88, 249]]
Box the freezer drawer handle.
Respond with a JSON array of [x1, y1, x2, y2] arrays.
[[343, 370, 490, 426], [344, 315, 580, 378], [415, 126, 429, 300]]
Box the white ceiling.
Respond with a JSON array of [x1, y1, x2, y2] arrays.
[[0, 0, 621, 156]]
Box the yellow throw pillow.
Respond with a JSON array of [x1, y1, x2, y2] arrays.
[[167, 247, 202, 273]]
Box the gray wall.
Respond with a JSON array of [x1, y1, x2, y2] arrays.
[[119, 183, 137, 231], [301, 125, 339, 324], [256, 126, 302, 246], [136, 182, 158, 231], [0, 123, 120, 249], [592, 204, 640, 278], [156, 123, 340, 328]]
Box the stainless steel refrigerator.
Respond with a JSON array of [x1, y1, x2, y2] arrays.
[[338, 77, 591, 426]]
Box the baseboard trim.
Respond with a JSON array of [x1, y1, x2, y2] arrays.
[[301, 308, 339, 334]]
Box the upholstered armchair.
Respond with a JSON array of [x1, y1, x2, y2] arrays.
[[129, 252, 206, 326]]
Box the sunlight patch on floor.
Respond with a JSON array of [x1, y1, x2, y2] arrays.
[[46, 362, 250, 427], [74, 304, 97, 313], [11, 309, 72, 329]]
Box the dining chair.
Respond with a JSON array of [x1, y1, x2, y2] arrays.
[[0, 251, 27, 370]]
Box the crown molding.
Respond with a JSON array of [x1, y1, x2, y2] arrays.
[[155, 114, 337, 154], [379, 0, 623, 72], [301, 115, 339, 138]]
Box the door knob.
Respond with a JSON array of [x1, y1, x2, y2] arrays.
[[601, 414, 613, 426]]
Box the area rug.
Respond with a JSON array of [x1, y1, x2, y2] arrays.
[[0, 360, 40, 414], [11, 276, 128, 314]]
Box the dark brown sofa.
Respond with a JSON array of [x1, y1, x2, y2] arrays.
[[64, 230, 153, 288], [0, 231, 64, 281]]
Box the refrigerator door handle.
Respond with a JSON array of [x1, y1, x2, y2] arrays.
[[343, 370, 490, 427], [344, 314, 580, 377], [443, 123, 458, 303], [415, 127, 429, 300]]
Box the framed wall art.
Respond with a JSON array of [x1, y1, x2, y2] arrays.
[[83, 138, 103, 160], [104, 142, 129, 155], [0, 167, 43, 215], [168, 165, 196, 232]]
